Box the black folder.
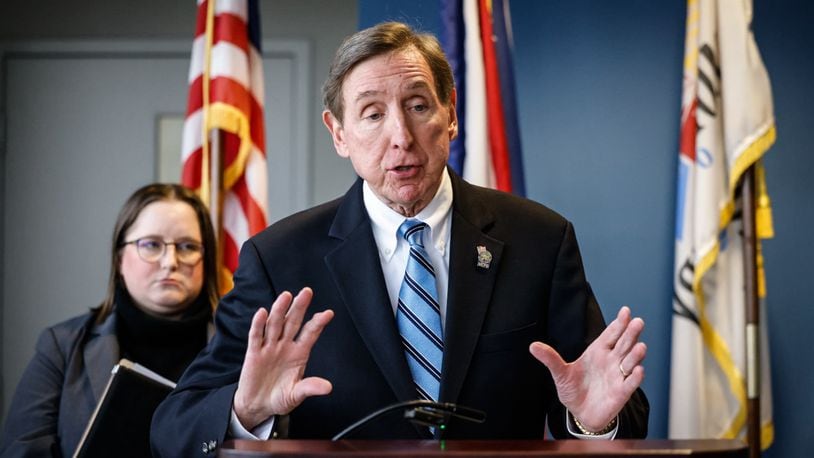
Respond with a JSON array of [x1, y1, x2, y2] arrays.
[[73, 358, 176, 458]]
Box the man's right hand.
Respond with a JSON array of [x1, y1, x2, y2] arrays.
[[233, 287, 334, 430]]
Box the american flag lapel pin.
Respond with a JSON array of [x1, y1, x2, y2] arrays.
[[476, 245, 492, 269]]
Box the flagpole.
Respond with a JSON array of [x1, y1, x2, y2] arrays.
[[740, 165, 761, 458], [209, 128, 225, 296], [202, 0, 224, 294]]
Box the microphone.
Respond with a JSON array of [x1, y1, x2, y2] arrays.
[[331, 400, 486, 440]]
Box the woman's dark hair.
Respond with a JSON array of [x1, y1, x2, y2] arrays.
[[322, 21, 455, 124], [95, 183, 218, 323]]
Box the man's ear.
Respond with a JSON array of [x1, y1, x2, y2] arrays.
[[447, 88, 459, 141], [322, 110, 349, 158]]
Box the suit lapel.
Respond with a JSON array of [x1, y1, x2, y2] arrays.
[[83, 313, 120, 402], [324, 180, 417, 404], [441, 173, 504, 405]]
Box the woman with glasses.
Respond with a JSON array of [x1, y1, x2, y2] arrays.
[[0, 183, 219, 457]]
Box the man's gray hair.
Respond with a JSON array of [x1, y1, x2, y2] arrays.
[[322, 22, 455, 123]]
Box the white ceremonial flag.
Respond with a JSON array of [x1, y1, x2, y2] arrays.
[[669, 0, 775, 449]]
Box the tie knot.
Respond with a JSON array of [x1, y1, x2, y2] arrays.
[[398, 219, 428, 248]]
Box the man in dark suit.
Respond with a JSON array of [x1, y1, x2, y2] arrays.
[[151, 21, 648, 456]]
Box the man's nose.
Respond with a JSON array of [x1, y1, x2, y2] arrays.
[[389, 110, 414, 150]]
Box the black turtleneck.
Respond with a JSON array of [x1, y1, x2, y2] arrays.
[[114, 286, 211, 382]]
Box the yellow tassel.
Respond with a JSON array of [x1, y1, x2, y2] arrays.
[[761, 421, 775, 451], [757, 242, 767, 298], [755, 161, 775, 239], [218, 266, 234, 299], [756, 205, 774, 239]]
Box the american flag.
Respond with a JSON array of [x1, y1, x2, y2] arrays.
[[182, 0, 268, 294]]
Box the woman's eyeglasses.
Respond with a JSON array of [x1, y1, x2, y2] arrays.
[[121, 237, 204, 265]]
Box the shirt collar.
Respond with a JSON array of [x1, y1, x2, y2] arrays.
[[363, 168, 453, 261]]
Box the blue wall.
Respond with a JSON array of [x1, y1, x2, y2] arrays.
[[360, 1, 814, 457], [752, 2, 814, 456]]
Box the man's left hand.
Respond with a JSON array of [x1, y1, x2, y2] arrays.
[[529, 306, 646, 432]]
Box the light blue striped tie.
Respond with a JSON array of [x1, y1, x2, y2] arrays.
[[397, 219, 443, 402]]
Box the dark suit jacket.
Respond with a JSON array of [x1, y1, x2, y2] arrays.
[[0, 312, 120, 457], [151, 173, 648, 456]]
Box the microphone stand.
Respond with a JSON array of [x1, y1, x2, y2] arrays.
[[331, 400, 486, 441]]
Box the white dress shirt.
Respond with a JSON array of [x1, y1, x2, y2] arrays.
[[363, 168, 453, 323]]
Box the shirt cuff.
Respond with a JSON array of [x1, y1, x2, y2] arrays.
[[565, 410, 618, 440], [229, 407, 276, 440]]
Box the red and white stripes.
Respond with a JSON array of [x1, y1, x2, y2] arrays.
[[182, 0, 267, 292]]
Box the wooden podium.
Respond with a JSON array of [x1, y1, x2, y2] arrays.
[[219, 439, 747, 457]]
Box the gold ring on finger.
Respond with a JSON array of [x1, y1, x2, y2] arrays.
[[619, 362, 631, 378]]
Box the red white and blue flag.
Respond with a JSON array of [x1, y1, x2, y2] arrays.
[[182, 0, 268, 294], [440, 0, 525, 195]]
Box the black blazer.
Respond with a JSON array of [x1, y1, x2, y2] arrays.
[[151, 172, 648, 456], [0, 312, 120, 457], [1, 307, 215, 457]]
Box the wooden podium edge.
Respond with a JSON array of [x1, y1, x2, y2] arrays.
[[219, 439, 748, 457]]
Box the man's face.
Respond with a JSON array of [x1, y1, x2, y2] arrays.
[[323, 48, 458, 216]]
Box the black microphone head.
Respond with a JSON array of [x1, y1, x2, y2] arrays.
[[331, 399, 486, 441]]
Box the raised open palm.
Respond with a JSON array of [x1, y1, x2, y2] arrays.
[[233, 288, 334, 430], [529, 306, 646, 432]]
